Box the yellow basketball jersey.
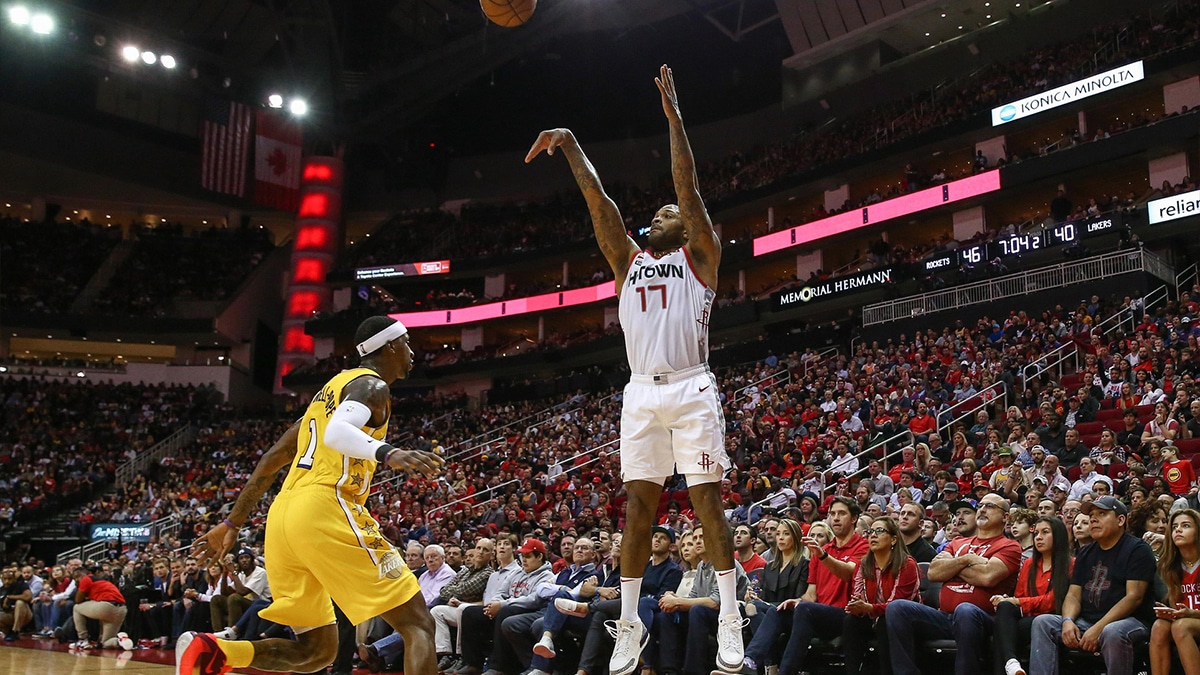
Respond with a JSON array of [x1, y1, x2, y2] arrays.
[[280, 367, 389, 506]]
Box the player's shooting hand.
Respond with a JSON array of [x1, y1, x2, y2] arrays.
[[191, 521, 238, 568], [654, 64, 681, 122], [385, 448, 445, 478], [524, 129, 575, 163]]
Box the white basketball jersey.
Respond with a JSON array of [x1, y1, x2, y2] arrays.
[[618, 247, 716, 375]]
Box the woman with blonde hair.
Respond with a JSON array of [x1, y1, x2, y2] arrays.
[[1151, 509, 1200, 675]]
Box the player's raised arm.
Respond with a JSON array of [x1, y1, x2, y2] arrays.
[[656, 65, 720, 282], [526, 128, 638, 284]]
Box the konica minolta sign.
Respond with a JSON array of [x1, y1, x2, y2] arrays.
[[991, 61, 1144, 126]]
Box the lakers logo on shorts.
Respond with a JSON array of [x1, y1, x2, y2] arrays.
[[378, 549, 405, 580]]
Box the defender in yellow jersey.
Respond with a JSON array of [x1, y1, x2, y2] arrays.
[[180, 317, 444, 675]]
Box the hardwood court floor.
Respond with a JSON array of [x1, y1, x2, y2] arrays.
[[0, 635, 278, 675]]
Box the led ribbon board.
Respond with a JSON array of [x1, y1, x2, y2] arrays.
[[753, 171, 1001, 257], [391, 281, 617, 327]]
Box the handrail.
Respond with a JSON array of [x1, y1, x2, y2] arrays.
[[733, 367, 791, 402], [423, 437, 622, 517], [56, 513, 180, 564], [937, 387, 1008, 440], [1021, 343, 1078, 388], [114, 425, 196, 487], [443, 399, 578, 461], [937, 380, 1008, 436], [822, 428, 916, 494], [803, 346, 841, 379], [1176, 262, 1198, 301]]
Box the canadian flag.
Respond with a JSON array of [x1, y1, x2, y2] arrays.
[[254, 109, 302, 211]]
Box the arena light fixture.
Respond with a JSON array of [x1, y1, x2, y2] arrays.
[[8, 5, 29, 25], [29, 11, 50, 33], [288, 97, 308, 116], [267, 93, 283, 108], [121, 45, 139, 62], [160, 54, 176, 69], [141, 50, 156, 65]]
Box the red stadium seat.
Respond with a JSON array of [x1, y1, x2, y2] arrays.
[[1100, 398, 1115, 410], [1177, 439, 1200, 457], [1080, 435, 1101, 448], [1101, 462, 1128, 478], [1061, 374, 1083, 390], [1096, 409, 1124, 423], [1191, 455, 1200, 472], [1073, 422, 1106, 436], [1068, 466, 1082, 482]]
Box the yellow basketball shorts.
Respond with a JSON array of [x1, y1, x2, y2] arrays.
[[257, 486, 420, 627]]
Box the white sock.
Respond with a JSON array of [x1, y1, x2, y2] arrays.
[[620, 576, 642, 623], [716, 568, 738, 617]]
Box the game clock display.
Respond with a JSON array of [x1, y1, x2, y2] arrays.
[[923, 213, 1121, 272]]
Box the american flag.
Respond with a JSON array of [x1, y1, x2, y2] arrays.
[[200, 100, 252, 197]]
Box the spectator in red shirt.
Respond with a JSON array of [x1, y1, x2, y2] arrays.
[[885, 492, 1023, 675], [841, 515, 921, 674], [990, 516, 1072, 675], [740, 496, 869, 674], [887, 446, 918, 484], [734, 524, 767, 574], [70, 565, 130, 650], [908, 403, 938, 444]]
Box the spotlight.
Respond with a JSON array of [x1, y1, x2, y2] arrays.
[[29, 12, 51, 34], [160, 54, 176, 69], [288, 98, 308, 116], [141, 50, 157, 65], [121, 45, 139, 62], [8, 6, 29, 25], [267, 93, 283, 108]]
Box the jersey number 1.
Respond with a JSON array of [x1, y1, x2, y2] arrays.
[[297, 418, 319, 470], [636, 285, 667, 312]]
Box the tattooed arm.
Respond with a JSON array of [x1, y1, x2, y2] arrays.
[[191, 419, 301, 566], [526, 128, 639, 286], [656, 64, 720, 288]]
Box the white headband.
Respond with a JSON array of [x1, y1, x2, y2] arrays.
[[356, 320, 408, 357]]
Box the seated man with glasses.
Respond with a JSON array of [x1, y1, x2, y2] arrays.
[[885, 492, 1023, 675]]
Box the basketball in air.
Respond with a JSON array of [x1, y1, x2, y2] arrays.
[[481, 0, 536, 27]]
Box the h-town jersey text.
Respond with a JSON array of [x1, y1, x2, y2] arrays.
[[618, 247, 716, 375]]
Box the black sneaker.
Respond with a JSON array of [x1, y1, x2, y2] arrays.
[[439, 655, 457, 672], [54, 627, 68, 644]]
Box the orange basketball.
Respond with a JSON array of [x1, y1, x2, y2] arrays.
[[480, 0, 536, 27]]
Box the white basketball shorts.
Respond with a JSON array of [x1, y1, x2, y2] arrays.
[[620, 364, 729, 486]]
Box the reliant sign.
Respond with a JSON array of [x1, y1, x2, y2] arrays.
[[774, 268, 894, 310], [991, 61, 1144, 126], [1148, 188, 1200, 225]]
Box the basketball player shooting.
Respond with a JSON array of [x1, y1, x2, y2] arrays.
[[525, 64, 743, 675], [179, 316, 444, 675]]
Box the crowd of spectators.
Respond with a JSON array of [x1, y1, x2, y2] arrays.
[[345, 3, 1200, 274], [0, 379, 230, 535], [91, 225, 276, 317], [0, 217, 121, 315], [3, 277, 1199, 674]]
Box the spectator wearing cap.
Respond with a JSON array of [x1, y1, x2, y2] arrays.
[[887, 493, 1022, 675], [66, 564, 129, 650], [1068, 457, 1113, 501], [502, 538, 598, 674], [1063, 396, 1094, 428], [988, 448, 1025, 500], [210, 547, 268, 636], [1029, 496, 1155, 675], [458, 537, 555, 675]]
